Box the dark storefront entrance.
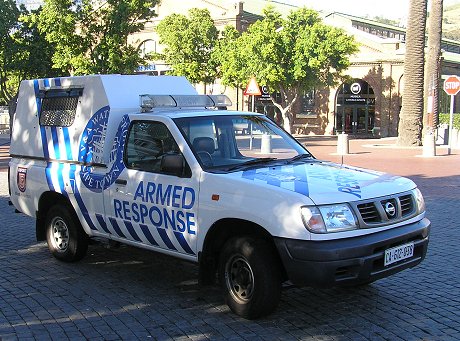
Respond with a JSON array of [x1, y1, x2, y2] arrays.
[[335, 80, 375, 135]]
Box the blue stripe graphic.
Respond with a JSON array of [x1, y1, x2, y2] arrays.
[[139, 224, 159, 246], [53, 77, 73, 161], [108, 218, 127, 238], [34, 80, 49, 160], [57, 163, 66, 196], [242, 165, 310, 197], [96, 214, 111, 234], [242, 169, 256, 180], [44, 79, 50, 87], [45, 163, 55, 191], [294, 165, 309, 196], [124, 221, 142, 242], [50, 127, 60, 159], [266, 167, 282, 187], [70, 165, 98, 231], [157, 229, 177, 251], [63, 127, 73, 160], [173, 232, 195, 255]]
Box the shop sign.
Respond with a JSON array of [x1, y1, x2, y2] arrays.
[[137, 64, 156, 72], [344, 96, 366, 103], [350, 82, 362, 95], [259, 85, 271, 101]]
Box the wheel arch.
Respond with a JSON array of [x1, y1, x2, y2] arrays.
[[198, 218, 286, 285], [36, 192, 75, 241]]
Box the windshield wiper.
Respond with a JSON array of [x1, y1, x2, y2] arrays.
[[226, 157, 278, 171], [286, 153, 314, 164]]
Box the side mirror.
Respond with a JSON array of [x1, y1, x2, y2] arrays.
[[160, 153, 186, 177]]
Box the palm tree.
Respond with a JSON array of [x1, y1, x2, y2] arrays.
[[423, 0, 443, 134], [398, 0, 428, 146]]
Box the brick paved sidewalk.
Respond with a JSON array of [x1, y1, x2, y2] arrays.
[[0, 135, 9, 173], [1, 137, 460, 340]]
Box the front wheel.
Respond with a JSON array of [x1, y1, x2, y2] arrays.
[[219, 237, 281, 319], [46, 205, 88, 262]]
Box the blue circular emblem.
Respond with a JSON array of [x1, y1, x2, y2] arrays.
[[78, 106, 130, 192]]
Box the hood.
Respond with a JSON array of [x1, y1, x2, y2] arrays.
[[228, 161, 415, 205]]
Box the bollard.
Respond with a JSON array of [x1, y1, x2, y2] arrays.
[[422, 133, 436, 157], [453, 128, 459, 149], [261, 134, 272, 154], [337, 133, 349, 155]]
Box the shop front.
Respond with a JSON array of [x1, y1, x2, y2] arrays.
[[335, 79, 376, 136]]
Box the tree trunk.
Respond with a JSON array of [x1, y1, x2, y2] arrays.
[[271, 85, 299, 134], [397, 0, 428, 146], [423, 0, 443, 134]]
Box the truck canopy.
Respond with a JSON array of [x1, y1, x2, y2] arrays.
[[10, 75, 197, 165]]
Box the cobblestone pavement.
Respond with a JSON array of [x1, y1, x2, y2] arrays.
[[1, 138, 460, 340]]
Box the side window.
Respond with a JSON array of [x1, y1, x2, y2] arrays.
[[39, 88, 83, 127], [125, 121, 182, 174]]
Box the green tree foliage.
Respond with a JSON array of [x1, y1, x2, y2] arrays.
[[12, 8, 59, 81], [371, 16, 400, 27], [217, 7, 358, 132], [37, 0, 159, 75], [0, 2, 58, 105], [0, 0, 19, 104], [155, 8, 219, 85]]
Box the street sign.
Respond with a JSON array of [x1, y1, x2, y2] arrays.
[[443, 75, 460, 96], [244, 77, 261, 96], [443, 75, 460, 155]]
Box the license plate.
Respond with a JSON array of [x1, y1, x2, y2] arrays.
[[384, 242, 414, 266]]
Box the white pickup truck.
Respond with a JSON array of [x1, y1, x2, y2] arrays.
[[9, 75, 430, 319]]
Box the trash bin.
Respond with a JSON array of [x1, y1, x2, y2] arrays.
[[372, 127, 380, 137]]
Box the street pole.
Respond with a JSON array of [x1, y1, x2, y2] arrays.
[[447, 94, 454, 155], [249, 95, 254, 150]]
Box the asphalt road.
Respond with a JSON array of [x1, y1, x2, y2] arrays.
[[1, 137, 460, 340]]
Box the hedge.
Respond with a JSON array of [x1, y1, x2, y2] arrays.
[[438, 113, 460, 129]]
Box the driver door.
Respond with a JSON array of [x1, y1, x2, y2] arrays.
[[104, 119, 199, 257]]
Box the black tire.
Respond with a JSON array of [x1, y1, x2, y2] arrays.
[[45, 205, 88, 262], [219, 237, 281, 319]]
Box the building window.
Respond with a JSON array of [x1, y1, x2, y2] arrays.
[[296, 89, 317, 119], [138, 39, 157, 58]]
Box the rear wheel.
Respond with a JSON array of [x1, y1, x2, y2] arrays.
[[219, 237, 281, 319], [46, 205, 88, 262]]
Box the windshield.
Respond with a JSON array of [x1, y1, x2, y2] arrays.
[[174, 114, 312, 171]]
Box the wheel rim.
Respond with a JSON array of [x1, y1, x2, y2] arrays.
[[50, 217, 70, 251], [225, 255, 254, 303]]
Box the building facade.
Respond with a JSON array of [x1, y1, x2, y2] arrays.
[[125, 1, 460, 136]]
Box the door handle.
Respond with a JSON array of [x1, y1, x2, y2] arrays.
[[115, 179, 127, 185]]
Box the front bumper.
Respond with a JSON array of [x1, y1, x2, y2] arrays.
[[274, 218, 430, 287]]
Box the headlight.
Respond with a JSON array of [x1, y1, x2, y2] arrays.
[[414, 188, 426, 213], [301, 204, 358, 233]]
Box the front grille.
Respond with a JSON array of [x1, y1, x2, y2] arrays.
[[354, 191, 418, 228], [400, 194, 414, 216], [357, 202, 380, 223]]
